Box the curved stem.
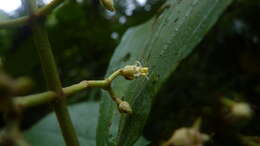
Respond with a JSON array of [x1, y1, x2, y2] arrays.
[[0, 0, 64, 29], [107, 88, 122, 105]]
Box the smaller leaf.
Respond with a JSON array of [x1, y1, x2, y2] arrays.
[[24, 102, 99, 146]]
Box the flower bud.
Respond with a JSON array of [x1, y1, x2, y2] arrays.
[[100, 0, 115, 11], [120, 64, 149, 80], [231, 102, 252, 120], [118, 101, 133, 114], [221, 98, 253, 123], [165, 127, 209, 146]]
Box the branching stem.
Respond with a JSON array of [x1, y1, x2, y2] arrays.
[[14, 62, 149, 115], [0, 0, 64, 29], [27, 0, 80, 145], [13, 69, 123, 108]]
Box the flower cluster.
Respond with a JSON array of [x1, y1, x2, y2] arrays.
[[120, 61, 149, 80]]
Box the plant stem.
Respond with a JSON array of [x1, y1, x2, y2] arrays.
[[32, 19, 80, 146], [0, 17, 28, 29], [14, 80, 102, 107], [37, 0, 64, 16], [27, 0, 80, 146], [14, 69, 123, 108], [0, 0, 64, 29], [107, 87, 122, 105]]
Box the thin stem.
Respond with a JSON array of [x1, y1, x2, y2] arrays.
[[107, 88, 122, 105], [31, 24, 63, 92], [27, 0, 79, 145], [13, 63, 146, 113], [107, 87, 133, 114], [0, 17, 28, 29], [14, 69, 123, 108], [0, 0, 64, 29], [106, 69, 122, 83], [37, 0, 64, 16]]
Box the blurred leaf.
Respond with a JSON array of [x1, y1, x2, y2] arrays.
[[24, 102, 99, 146], [55, 1, 85, 24], [4, 38, 39, 76], [97, 0, 232, 146]]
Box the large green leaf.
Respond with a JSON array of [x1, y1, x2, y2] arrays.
[[97, 0, 232, 146], [24, 102, 99, 146]]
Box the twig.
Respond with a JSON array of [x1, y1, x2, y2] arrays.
[[14, 63, 149, 114], [0, 0, 64, 29], [13, 69, 122, 108]]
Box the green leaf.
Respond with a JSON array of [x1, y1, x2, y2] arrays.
[[24, 102, 99, 146], [97, 0, 232, 146]]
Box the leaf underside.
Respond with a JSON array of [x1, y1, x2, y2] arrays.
[[97, 0, 232, 146]]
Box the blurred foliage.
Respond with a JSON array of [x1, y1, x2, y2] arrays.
[[144, 0, 260, 145]]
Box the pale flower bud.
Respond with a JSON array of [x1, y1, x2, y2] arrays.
[[118, 101, 133, 114], [100, 0, 115, 11], [165, 127, 209, 146], [231, 102, 252, 119], [120, 62, 149, 80]]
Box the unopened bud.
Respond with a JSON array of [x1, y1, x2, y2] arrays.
[[231, 102, 252, 120], [100, 0, 115, 11], [120, 62, 149, 80], [221, 98, 253, 122], [165, 127, 209, 146], [118, 101, 133, 114]]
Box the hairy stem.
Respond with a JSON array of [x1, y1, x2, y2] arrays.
[[27, 0, 80, 146]]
